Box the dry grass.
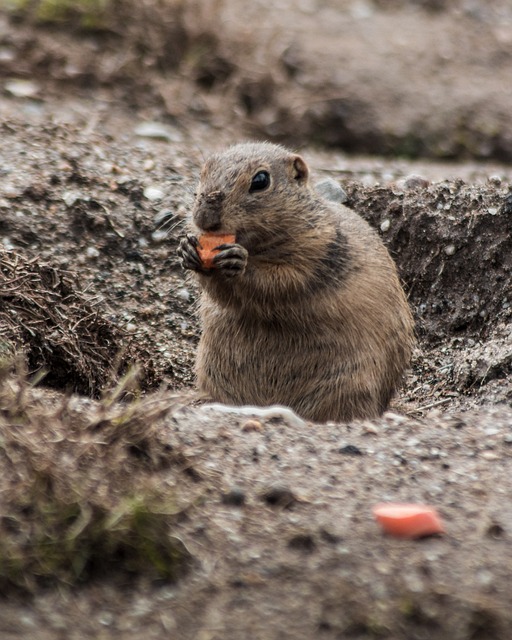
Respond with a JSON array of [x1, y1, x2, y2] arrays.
[[0, 250, 130, 395], [0, 360, 196, 593]]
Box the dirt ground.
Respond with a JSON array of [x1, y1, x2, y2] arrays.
[[0, 1, 511, 638]]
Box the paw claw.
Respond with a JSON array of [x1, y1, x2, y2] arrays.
[[213, 244, 248, 277], [177, 235, 203, 271]]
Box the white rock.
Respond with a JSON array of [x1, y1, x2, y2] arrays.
[[5, 79, 40, 98], [62, 190, 83, 207], [176, 288, 191, 302], [315, 178, 348, 204], [86, 246, 100, 259], [134, 121, 181, 142], [144, 186, 165, 202]]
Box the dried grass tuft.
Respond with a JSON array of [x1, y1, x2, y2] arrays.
[[0, 360, 195, 592], [0, 250, 129, 395]]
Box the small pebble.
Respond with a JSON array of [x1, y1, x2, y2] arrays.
[[393, 175, 430, 191], [253, 443, 267, 457], [338, 444, 363, 456], [480, 451, 500, 461], [476, 569, 494, 588], [500, 194, 512, 215], [5, 79, 40, 98], [486, 523, 505, 538], [62, 190, 82, 207], [175, 288, 190, 302], [288, 533, 316, 553], [315, 178, 348, 204], [115, 175, 132, 186], [403, 174, 430, 190], [3, 184, 19, 199], [98, 612, 114, 626], [134, 121, 181, 142], [151, 230, 168, 243], [380, 219, 391, 232], [86, 246, 100, 259], [241, 419, 264, 433], [403, 570, 425, 594], [444, 244, 456, 256], [385, 412, 408, 424], [261, 485, 297, 508], [363, 423, 380, 435], [143, 159, 155, 171], [350, 0, 374, 19], [0, 48, 15, 63], [222, 487, 246, 507], [143, 186, 165, 202]]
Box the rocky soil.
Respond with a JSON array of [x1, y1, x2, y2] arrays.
[[0, 1, 511, 638]]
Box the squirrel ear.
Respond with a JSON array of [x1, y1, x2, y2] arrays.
[[292, 155, 309, 184]]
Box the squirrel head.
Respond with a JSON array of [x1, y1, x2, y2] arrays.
[[192, 143, 315, 248]]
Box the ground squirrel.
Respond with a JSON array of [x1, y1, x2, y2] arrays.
[[177, 142, 415, 422]]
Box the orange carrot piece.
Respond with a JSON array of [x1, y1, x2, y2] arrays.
[[197, 233, 236, 270], [372, 503, 445, 539]]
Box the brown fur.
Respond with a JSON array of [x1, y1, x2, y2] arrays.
[[178, 142, 415, 422]]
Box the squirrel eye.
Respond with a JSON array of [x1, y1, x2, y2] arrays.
[[249, 170, 270, 193]]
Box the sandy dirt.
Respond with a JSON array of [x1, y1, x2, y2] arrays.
[[0, 1, 511, 638]]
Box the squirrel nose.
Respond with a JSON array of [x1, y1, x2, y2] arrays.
[[195, 213, 222, 232], [193, 190, 224, 231]]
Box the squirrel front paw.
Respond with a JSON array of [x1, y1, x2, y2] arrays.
[[177, 234, 204, 272], [177, 235, 248, 277], [212, 242, 249, 277]]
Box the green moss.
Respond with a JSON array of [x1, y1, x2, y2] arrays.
[[0, 479, 190, 589], [6, 0, 112, 28]]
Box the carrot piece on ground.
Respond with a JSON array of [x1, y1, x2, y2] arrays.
[[197, 233, 236, 269], [372, 503, 445, 539]]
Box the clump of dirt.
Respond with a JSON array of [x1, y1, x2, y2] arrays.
[[345, 180, 512, 341]]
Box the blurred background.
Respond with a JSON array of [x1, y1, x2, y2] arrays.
[[1, 0, 512, 161]]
